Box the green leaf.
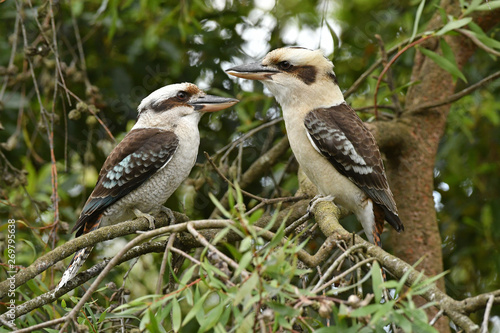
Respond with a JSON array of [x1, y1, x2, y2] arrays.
[[172, 298, 181, 332], [235, 252, 253, 277], [209, 192, 232, 219], [239, 236, 253, 252], [199, 301, 225, 332], [235, 313, 254, 333], [350, 304, 380, 317], [419, 47, 468, 82], [465, 0, 500, 14], [180, 265, 198, 286], [463, 0, 484, 14], [182, 293, 209, 326], [233, 272, 259, 305], [268, 302, 302, 317], [371, 261, 383, 303], [411, 0, 426, 42], [440, 39, 456, 65], [476, 0, 500, 11], [436, 17, 472, 36], [98, 310, 107, 323]]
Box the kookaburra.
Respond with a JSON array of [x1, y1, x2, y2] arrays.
[[226, 47, 403, 245], [55, 83, 238, 292]]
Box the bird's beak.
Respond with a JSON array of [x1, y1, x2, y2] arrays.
[[226, 62, 279, 81], [189, 94, 239, 113]]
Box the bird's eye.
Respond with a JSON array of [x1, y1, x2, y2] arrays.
[[176, 91, 189, 101], [278, 61, 292, 70]]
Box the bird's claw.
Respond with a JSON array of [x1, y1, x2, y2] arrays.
[[307, 195, 335, 215], [160, 206, 176, 224], [133, 208, 156, 229]]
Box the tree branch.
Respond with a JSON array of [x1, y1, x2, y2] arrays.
[[0, 211, 189, 298], [310, 200, 500, 333], [406, 70, 500, 114]]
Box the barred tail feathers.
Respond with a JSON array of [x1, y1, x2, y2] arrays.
[[54, 246, 94, 292], [54, 216, 102, 292]]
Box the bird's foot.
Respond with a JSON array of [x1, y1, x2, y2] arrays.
[[133, 208, 156, 229], [160, 206, 176, 224], [307, 195, 335, 215]]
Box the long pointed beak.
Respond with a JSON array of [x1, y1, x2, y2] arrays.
[[226, 63, 279, 81], [189, 94, 239, 113]]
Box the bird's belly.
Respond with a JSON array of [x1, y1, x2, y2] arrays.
[[287, 124, 366, 212], [102, 138, 199, 225]]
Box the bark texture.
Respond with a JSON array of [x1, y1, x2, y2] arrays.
[[371, 1, 500, 331]]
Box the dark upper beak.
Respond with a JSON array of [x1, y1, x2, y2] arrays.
[[225, 62, 279, 81], [189, 94, 239, 112]]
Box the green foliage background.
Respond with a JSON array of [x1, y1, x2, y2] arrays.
[[1, 0, 499, 330]]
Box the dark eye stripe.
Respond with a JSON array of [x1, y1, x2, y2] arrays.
[[288, 65, 317, 85], [150, 97, 184, 112]]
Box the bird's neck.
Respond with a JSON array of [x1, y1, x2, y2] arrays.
[[269, 80, 345, 121]]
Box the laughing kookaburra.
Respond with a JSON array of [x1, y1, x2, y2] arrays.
[[55, 83, 238, 292], [226, 47, 403, 245]]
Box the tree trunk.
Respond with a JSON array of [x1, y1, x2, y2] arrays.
[[373, 1, 500, 331]]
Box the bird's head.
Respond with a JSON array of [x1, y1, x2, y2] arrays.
[[226, 47, 344, 110], [135, 82, 238, 129]]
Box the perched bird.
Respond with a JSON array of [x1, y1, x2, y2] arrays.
[[55, 83, 238, 292], [226, 47, 403, 246]]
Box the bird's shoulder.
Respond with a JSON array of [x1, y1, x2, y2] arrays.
[[304, 103, 381, 168], [99, 128, 179, 178]]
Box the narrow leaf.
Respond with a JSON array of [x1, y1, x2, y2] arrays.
[[209, 192, 232, 219], [436, 17, 472, 36], [172, 298, 181, 332], [419, 47, 468, 82], [463, 0, 484, 15], [234, 272, 259, 305], [182, 293, 209, 326], [234, 252, 253, 277], [411, 0, 426, 42], [371, 261, 383, 303], [476, 0, 500, 11]]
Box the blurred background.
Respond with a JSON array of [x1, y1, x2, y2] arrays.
[[1, 0, 499, 324]]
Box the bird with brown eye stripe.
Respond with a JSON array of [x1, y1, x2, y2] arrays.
[[176, 90, 189, 101], [278, 61, 292, 70], [54, 82, 238, 293], [226, 47, 403, 249]]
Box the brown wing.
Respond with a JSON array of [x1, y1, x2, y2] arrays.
[[73, 128, 179, 236], [304, 103, 403, 231]]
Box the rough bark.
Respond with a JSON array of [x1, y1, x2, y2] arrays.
[[371, 1, 500, 331]]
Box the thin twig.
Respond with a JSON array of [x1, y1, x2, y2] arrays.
[[0, 12, 19, 101], [57, 81, 115, 141], [344, 33, 426, 99], [375, 34, 402, 115], [186, 222, 244, 274], [156, 233, 176, 295], [313, 258, 376, 294], [18, 0, 62, 243], [430, 309, 444, 326], [205, 151, 307, 208], [216, 117, 282, 163], [374, 35, 433, 117], [59, 219, 230, 331], [407, 70, 500, 114], [457, 28, 500, 57], [169, 246, 201, 266], [13, 317, 67, 333], [480, 295, 495, 333]]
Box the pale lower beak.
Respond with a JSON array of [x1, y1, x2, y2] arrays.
[[226, 63, 279, 81], [189, 95, 239, 112]]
